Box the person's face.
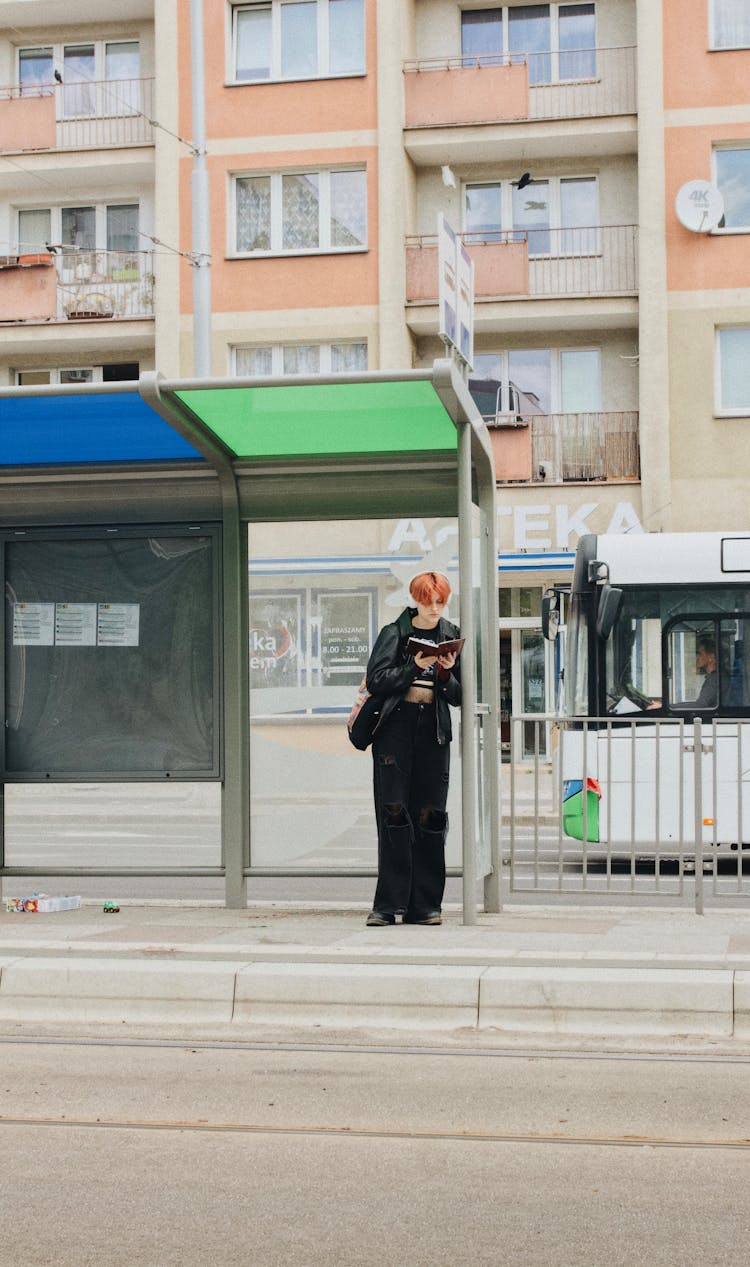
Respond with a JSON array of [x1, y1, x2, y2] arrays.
[[696, 645, 715, 674], [415, 593, 447, 625]]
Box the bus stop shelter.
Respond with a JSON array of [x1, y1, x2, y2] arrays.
[[0, 360, 500, 922]]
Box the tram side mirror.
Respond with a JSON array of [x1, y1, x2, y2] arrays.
[[541, 589, 559, 641], [596, 583, 623, 640]]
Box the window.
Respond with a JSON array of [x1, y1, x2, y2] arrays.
[[16, 203, 140, 264], [232, 0, 364, 82], [19, 47, 53, 96], [18, 208, 51, 253], [714, 147, 750, 231], [465, 175, 598, 253], [234, 168, 366, 254], [508, 3, 595, 84], [18, 40, 140, 110], [16, 364, 140, 385], [233, 341, 367, 375], [469, 346, 600, 419], [603, 589, 750, 716], [559, 3, 596, 79], [711, 0, 750, 49], [717, 327, 750, 414], [461, 8, 504, 65], [666, 618, 750, 711]]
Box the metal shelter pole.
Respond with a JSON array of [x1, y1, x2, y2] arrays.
[[432, 359, 500, 917], [457, 418, 478, 925], [480, 470, 502, 913]]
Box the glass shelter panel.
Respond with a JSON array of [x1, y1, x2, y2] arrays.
[[3, 529, 219, 776], [2, 527, 222, 874], [247, 518, 465, 871]]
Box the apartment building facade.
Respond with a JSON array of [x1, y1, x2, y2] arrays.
[[1, 0, 748, 754]]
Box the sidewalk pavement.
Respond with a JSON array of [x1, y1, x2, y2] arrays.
[[1, 899, 750, 1044]]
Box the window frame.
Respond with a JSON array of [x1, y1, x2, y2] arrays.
[[15, 201, 141, 254], [17, 39, 140, 89], [708, 0, 750, 51], [470, 345, 601, 417], [463, 174, 600, 256], [460, 3, 596, 80], [14, 365, 140, 386], [231, 340, 368, 375], [711, 144, 750, 235], [715, 325, 750, 417], [228, 0, 365, 85], [231, 166, 367, 257]]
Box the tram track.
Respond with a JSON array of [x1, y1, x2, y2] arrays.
[[1, 1033, 750, 1062], [1, 1112, 749, 1150]]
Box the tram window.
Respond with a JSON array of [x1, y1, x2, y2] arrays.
[[666, 618, 750, 710], [606, 615, 662, 713]]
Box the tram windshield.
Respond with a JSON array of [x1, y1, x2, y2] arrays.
[[604, 586, 750, 716]]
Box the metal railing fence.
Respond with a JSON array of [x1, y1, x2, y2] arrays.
[[406, 225, 638, 299], [55, 249, 155, 320], [506, 714, 750, 910], [526, 224, 637, 295], [527, 45, 636, 119], [0, 78, 155, 149]]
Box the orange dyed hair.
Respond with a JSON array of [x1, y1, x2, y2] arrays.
[[409, 571, 451, 606]]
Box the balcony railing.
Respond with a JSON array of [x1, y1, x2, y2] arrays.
[[56, 250, 154, 320], [406, 225, 638, 302], [529, 411, 640, 483], [403, 46, 636, 128], [0, 79, 155, 151], [0, 250, 154, 323]]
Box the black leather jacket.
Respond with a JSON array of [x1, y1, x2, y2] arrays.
[[365, 607, 462, 746]]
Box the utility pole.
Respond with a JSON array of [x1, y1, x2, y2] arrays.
[[190, 0, 212, 376]]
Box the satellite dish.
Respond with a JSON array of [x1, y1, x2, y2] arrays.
[[675, 180, 724, 232]]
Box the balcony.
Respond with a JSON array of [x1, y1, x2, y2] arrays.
[[486, 411, 640, 485], [406, 226, 638, 305], [404, 47, 636, 126], [0, 79, 155, 152], [403, 48, 637, 165], [0, 250, 155, 324]]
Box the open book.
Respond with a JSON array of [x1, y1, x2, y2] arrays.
[[405, 636, 465, 659]]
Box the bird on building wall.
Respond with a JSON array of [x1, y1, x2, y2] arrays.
[[517, 172, 532, 189], [54, 69, 63, 83]]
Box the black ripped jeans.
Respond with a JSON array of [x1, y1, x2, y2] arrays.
[[371, 700, 450, 919]]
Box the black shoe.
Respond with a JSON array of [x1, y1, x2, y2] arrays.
[[403, 911, 442, 925], [366, 911, 395, 927]]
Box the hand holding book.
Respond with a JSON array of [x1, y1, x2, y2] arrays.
[[405, 636, 465, 659]]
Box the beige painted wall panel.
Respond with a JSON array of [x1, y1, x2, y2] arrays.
[[668, 308, 750, 491], [670, 479, 750, 531], [414, 0, 460, 59]]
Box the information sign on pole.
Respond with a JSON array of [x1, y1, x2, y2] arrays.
[[437, 214, 474, 371], [437, 214, 458, 351]]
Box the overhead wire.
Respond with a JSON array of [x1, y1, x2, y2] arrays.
[[0, 25, 206, 263]]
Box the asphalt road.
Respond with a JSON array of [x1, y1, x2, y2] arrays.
[[1, 1033, 749, 1266]]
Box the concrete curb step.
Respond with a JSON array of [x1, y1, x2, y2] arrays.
[[1, 955, 748, 1039]]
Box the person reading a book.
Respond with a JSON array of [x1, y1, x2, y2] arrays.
[[363, 570, 462, 927]]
